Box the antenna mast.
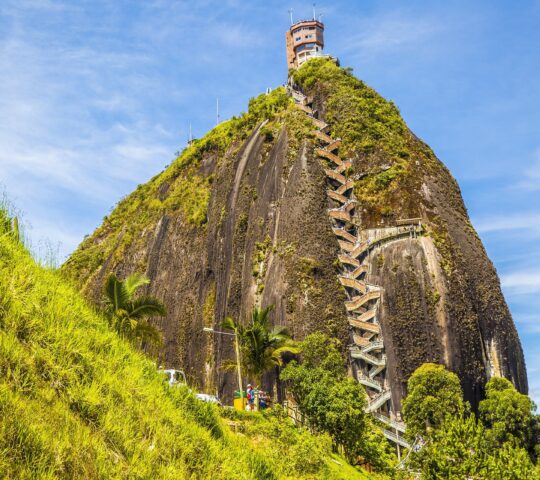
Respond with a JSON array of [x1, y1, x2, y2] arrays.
[[313, 3, 316, 20], [288, 8, 293, 26]]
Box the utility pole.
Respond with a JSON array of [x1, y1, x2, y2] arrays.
[[203, 327, 243, 407]]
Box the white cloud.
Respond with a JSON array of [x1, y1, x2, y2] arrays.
[[473, 213, 540, 235], [501, 271, 540, 296], [338, 11, 441, 60], [0, 8, 179, 257], [515, 314, 540, 334]]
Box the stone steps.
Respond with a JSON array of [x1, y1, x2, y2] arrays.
[[338, 254, 360, 268], [357, 373, 383, 392], [327, 189, 348, 204], [366, 390, 391, 412], [348, 318, 380, 333], [309, 116, 329, 132], [345, 291, 381, 311], [326, 139, 342, 152], [316, 148, 342, 165], [329, 210, 352, 223], [332, 228, 356, 243], [336, 180, 354, 195], [350, 265, 368, 278], [339, 276, 367, 294], [314, 130, 333, 144], [296, 103, 313, 115], [324, 169, 346, 184], [290, 87, 402, 446], [352, 333, 370, 347], [338, 239, 355, 252], [335, 160, 352, 174]]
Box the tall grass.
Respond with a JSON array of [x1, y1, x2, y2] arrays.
[[0, 207, 371, 479]]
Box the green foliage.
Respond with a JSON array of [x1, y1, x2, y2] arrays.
[[403, 364, 539, 479], [402, 363, 464, 440], [479, 377, 537, 453], [281, 333, 395, 472], [103, 272, 165, 347], [0, 208, 370, 479], [292, 58, 408, 162], [291, 58, 439, 223], [408, 413, 539, 479], [222, 306, 298, 384]]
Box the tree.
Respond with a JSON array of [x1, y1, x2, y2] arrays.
[[103, 272, 165, 347], [401, 365, 540, 478], [222, 305, 298, 384], [402, 363, 464, 440], [409, 413, 538, 480], [281, 333, 395, 471], [479, 376, 537, 453]]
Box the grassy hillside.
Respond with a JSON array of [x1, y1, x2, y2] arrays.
[[0, 208, 377, 479]]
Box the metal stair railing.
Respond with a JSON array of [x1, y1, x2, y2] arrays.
[[382, 429, 410, 449], [361, 340, 384, 353], [366, 390, 391, 412], [357, 373, 383, 392], [372, 412, 406, 433]]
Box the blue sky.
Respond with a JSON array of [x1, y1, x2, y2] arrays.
[[1, 0, 539, 403]]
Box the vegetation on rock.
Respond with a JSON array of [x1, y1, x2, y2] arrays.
[[281, 333, 396, 472], [62, 88, 297, 290]]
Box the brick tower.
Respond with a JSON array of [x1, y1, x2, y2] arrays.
[[285, 19, 325, 70]]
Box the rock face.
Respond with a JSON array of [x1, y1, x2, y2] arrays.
[[63, 59, 527, 410]]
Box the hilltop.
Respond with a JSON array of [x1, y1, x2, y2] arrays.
[[63, 58, 526, 412]]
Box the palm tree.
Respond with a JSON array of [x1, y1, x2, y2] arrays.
[[103, 272, 165, 347], [222, 306, 298, 385]]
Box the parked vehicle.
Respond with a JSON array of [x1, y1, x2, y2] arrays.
[[195, 393, 222, 405], [158, 368, 187, 387]]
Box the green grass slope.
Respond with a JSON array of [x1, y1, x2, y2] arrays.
[[0, 209, 375, 479]]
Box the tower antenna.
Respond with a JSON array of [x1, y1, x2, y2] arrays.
[[313, 3, 316, 20], [288, 8, 293, 26]]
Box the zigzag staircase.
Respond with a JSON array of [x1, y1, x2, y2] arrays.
[[288, 84, 411, 450]]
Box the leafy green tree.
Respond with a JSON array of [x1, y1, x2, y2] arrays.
[[222, 306, 297, 384], [409, 413, 538, 480], [103, 272, 165, 347], [402, 365, 539, 478], [479, 376, 537, 453], [402, 363, 464, 440], [281, 333, 395, 471]]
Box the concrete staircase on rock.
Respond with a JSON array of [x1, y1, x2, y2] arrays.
[[287, 84, 419, 450]]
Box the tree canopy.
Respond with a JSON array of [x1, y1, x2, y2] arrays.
[[103, 272, 165, 347], [402, 364, 539, 478], [281, 333, 395, 471], [222, 306, 297, 384], [402, 363, 464, 440]]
